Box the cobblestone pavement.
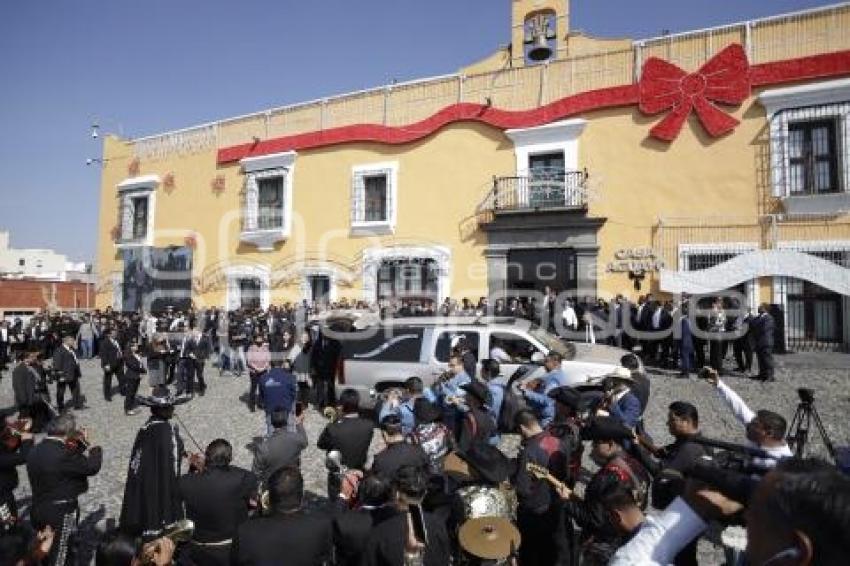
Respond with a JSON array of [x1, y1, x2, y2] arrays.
[[1, 351, 847, 563]]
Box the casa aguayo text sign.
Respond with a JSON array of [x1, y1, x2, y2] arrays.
[[606, 247, 665, 274]]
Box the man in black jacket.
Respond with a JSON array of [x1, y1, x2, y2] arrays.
[[371, 414, 429, 480], [179, 439, 258, 566], [361, 465, 451, 566], [26, 413, 103, 566], [122, 340, 146, 415], [52, 335, 84, 412], [317, 388, 374, 499], [752, 304, 776, 382], [232, 466, 333, 566], [180, 327, 209, 396], [12, 350, 40, 418], [332, 473, 393, 566], [99, 327, 124, 402]]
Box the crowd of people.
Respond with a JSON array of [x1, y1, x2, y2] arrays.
[[0, 296, 846, 565]]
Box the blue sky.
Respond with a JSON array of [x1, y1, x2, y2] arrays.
[[0, 0, 834, 263]]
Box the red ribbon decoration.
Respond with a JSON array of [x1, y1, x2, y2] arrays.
[[639, 43, 751, 142]]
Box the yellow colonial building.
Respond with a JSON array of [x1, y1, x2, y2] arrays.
[[96, 1, 850, 351]]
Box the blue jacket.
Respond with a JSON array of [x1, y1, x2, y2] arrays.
[[609, 390, 642, 429], [378, 398, 417, 436], [523, 389, 555, 428], [542, 368, 568, 394], [259, 368, 297, 414]]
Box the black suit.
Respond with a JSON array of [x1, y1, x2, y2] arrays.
[[754, 313, 776, 381], [371, 441, 429, 480], [52, 346, 83, 411], [311, 333, 341, 408], [181, 335, 209, 395], [317, 415, 374, 498], [361, 509, 451, 566], [332, 503, 386, 566], [27, 437, 102, 565], [123, 350, 146, 412], [0, 438, 33, 517], [232, 511, 333, 566], [179, 466, 258, 566], [100, 337, 124, 401]]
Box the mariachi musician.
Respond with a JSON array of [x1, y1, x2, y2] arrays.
[[26, 413, 102, 566], [119, 386, 190, 538], [0, 417, 34, 518]]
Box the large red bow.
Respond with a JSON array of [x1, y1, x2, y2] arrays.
[[639, 43, 750, 141]]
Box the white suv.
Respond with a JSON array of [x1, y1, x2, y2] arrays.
[[325, 316, 625, 404]]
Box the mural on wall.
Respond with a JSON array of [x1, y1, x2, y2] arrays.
[[122, 246, 193, 312]]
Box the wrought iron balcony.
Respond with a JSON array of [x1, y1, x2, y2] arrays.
[[483, 169, 589, 215]]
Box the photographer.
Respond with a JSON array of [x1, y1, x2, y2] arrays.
[[610, 458, 850, 566], [703, 367, 792, 466]]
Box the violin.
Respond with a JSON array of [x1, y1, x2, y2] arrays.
[[64, 429, 90, 453], [1, 420, 32, 451]]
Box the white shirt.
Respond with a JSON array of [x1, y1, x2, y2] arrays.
[[609, 497, 708, 565], [716, 379, 793, 467], [489, 346, 512, 363], [652, 308, 662, 330], [562, 306, 579, 329]]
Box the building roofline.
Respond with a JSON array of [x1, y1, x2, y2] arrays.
[[127, 1, 850, 144]]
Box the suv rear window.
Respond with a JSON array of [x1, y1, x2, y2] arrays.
[[340, 328, 423, 363]]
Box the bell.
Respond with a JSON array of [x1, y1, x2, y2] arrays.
[[528, 32, 552, 62]]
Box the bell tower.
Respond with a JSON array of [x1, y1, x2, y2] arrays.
[[511, 0, 569, 66]]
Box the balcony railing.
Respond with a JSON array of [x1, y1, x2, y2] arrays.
[[484, 169, 589, 214]]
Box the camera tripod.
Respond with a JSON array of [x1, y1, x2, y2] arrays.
[[786, 394, 836, 461]]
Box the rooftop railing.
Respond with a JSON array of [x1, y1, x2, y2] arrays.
[[130, 3, 850, 161]]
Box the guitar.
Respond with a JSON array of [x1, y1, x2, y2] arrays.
[[526, 462, 572, 498]]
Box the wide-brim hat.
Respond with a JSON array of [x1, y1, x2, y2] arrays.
[[135, 386, 192, 408], [457, 443, 513, 484], [461, 381, 491, 405], [581, 416, 632, 443], [413, 397, 442, 423], [604, 366, 634, 382], [547, 386, 587, 411]]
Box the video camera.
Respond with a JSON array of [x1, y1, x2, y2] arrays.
[[660, 436, 774, 508]]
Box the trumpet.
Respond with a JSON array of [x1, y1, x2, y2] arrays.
[[159, 518, 195, 543], [323, 406, 339, 421]]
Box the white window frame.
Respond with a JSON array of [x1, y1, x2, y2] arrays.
[[224, 265, 270, 311], [773, 240, 850, 350], [116, 175, 159, 249], [239, 151, 296, 251], [759, 78, 850, 198], [361, 245, 450, 303], [351, 161, 398, 235], [300, 265, 345, 303], [677, 242, 760, 309]]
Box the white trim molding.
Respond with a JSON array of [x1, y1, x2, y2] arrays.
[[299, 264, 352, 303], [361, 245, 451, 303], [661, 249, 850, 296], [224, 264, 271, 311], [239, 151, 297, 251], [115, 175, 159, 249], [504, 118, 587, 176], [351, 161, 399, 236], [758, 78, 850, 119], [758, 80, 850, 201]]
